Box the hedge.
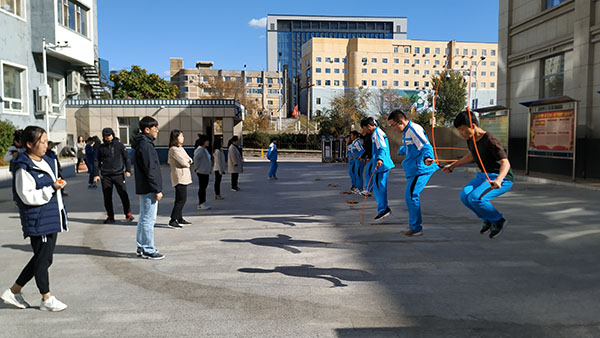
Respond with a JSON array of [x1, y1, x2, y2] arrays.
[[243, 132, 321, 150]]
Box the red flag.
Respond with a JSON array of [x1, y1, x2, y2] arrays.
[[292, 105, 299, 117]]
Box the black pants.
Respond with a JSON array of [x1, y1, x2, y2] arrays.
[[16, 233, 57, 294], [101, 174, 131, 218], [214, 171, 222, 196], [197, 173, 209, 205], [170, 184, 187, 221], [76, 158, 84, 173], [231, 173, 239, 189]]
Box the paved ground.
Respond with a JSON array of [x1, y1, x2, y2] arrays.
[[1, 158, 600, 338]]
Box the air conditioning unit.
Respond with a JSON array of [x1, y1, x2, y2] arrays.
[[66, 71, 80, 95], [35, 85, 51, 113]]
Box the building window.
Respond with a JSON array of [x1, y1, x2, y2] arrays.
[[435, 60, 440, 65], [490, 71, 495, 77], [481, 82, 486, 88], [2, 62, 27, 113], [315, 68, 321, 73], [371, 58, 377, 63], [424, 81, 429, 87], [342, 58, 347, 63], [118, 117, 139, 146], [334, 80, 340, 86], [343, 80, 347, 86], [361, 80, 367, 86], [472, 49, 477, 56], [463, 49, 468, 55], [413, 81, 419, 87], [403, 69, 409, 74], [181, 86, 189, 92], [414, 70, 420, 75], [382, 80, 388, 86], [415, 47, 420, 54], [471, 82, 477, 88], [404, 47, 409, 53], [435, 48, 440, 55], [491, 61, 496, 66], [382, 69, 388, 74], [316, 80, 321, 86], [393, 47, 399, 53], [334, 58, 340, 63], [425, 47, 430, 54], [362, 68, 367, 74], [424, 60, 430, 65], [325, 68, 331, 74], [47, 76, 64, 114], [425, 70, 430, 75], [382, 58, 388, 64], [2, 0, 24, 18], [545, 0, 566, 9], [325, 80, 331, 86], [491, 50, 496, 56], [490, 82, 495, 88], [58, 0, 89, 36], [316, 98, 321, 105], [435, 70, 440, 75], [316, 57, 322, 62], [342, 69, 347, 74], [245, 77, 251, 83], [463, 61, 468, 66], [325, 57, 332, 63], [394, 58, 399, 64], [481, 71, 487, 76], [371, 80, 377, 86], [542, 54, 564, 98], [394, 69, 399, 74], [267, 100, 273, 105], [482, 49, 487, 56], [371, 69, 377, 74], [481, 61, 487, 66], [404, 81, 409, 86], [333, 68, 339, 74], [362, 57, 367, 63], [393, 81, 399, 86], [414, 59, 420, 65], [456, 48, 460, 55], [267, 78, 274, 84], [404, 59, 410, 64]]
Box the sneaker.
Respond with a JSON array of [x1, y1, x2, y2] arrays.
[[360, 190, 372, 197], [125, 213, 135, 222], [168, 220, 183, 229], [198, 203, 211, 210], [177, 218, 192, 225], [480, 220, 492, 234], [136, 247, 143, 257], [273, 176, 278, 180], [1, 289, 29, 309], [215, 195, 225, 200], [404, 229, 423, 237], [40, 296, 67, 312], [103, 217, 115, 224], [374, 208, 391, 221], [142, 251, 165, 260], [268, 176, 275, 180], [489, 218, 507, 239], [231, 187, 240, 192], [87, 184, 94, 189]]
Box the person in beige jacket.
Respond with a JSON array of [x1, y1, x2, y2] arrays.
[[167, 130, 193, 228], [212, 138, 226, 200], [227, 136, 243, 191]]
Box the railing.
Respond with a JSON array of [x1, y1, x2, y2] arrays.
[[67, 99, 241, 107]]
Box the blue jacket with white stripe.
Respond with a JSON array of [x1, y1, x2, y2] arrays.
[[399, 121, 439, 177], [371, 126, 395, 173]]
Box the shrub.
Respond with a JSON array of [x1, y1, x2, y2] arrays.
[[0, 119, 16, 166], [243, 132, 321, 150]]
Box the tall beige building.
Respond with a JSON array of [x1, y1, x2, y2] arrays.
[[170, 58, 286, 119], [299, 38, 498, 115], [498, 0, 599, 179]]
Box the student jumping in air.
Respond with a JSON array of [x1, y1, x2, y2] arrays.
[[267, 137, 278, 180], [361, 117, 395, 220], [442, 110, 514, 239], [388, 109, 438, 236]]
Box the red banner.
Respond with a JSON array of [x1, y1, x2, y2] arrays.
[[529, 110, 574, 152]]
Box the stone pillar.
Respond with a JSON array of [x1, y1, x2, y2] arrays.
[[222, 117, 234, 146]]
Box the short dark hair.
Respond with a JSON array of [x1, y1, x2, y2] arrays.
[[453, 110, 479, 128], [198, 134, 209, 146], [350, 131, 360, 138], [21, 126, 46, 153], [169, 130, 183, 147], [388, 109, 408, 123], [360, 117, 378, 128], [139, 116, 158, 134], [271, 137, 277, 142], [13, 129, 23, 146]]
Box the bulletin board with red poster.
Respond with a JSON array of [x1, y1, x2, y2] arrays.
[[523, 98, 577, 181]]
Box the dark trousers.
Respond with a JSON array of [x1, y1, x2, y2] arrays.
[[231, 173, 239, 189], [214, 171, 222, 195], [85, 160, 94, 185], [16, 233, 57, 294], [170, 184, 187, 221], [101, 174, 131, 218], [76, 158, 84, 173], [197, 173, 209, 205]]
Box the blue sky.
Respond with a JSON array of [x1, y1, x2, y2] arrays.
[[98, 1, 499, 78]]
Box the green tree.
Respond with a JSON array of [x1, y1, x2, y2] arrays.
[[0, 119, 16, 166], [318, 88, 370, 136], [430, 71, 467, 123], [111, 65, 179, 99]]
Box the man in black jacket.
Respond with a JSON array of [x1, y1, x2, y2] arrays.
[[94, 128, 134, 224], [132, 116, 164, 260]]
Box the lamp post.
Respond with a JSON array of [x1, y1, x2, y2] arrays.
[[42, 38, 69, 135]]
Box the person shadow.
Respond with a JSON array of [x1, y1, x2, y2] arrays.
[[2, 244, 134, 258], [221, 234, 337, 254], [238, 264, 376, 288]]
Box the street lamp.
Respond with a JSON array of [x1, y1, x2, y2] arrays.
[[42, 38, 69, 135]]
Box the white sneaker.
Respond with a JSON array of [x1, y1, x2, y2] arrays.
[[40, 296, 67, 312], [199, 203, 211, 210], [1, 288, 29, 309]]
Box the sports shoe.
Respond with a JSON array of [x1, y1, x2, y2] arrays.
[[142, 251, 165, 260], [136, 247, 143, 257], [360, 190, 372, 197], [272, 176, 278, 180], [215, 195, 225, 200], [168, 220, 183, 229], [1, 289, 29, 309], [231, 187, 240, 192], [103, 217, 115, 224], [489, 218, 507, 239], [40, 296, 67, 312], [374, 208, 391, 221], [480, 220, 492, 234], [268, 176, 275, 180], [125, 213, 135, 222], [198, 203, 211, 210], [177, 218, 192, 225], [404, 229, 423, 237]]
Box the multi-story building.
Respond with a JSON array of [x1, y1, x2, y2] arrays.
[[299, 37, 498, 115], [170, 58, 285, 119], [498, 0, 600, 179], [266, 15, 407, 114], [0, 0, 102, 148]]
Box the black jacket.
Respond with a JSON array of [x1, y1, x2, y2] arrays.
[[94, 136, 131, 177], [132, 133, 162, 195]]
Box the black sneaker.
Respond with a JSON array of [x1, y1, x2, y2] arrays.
[[103, 217, 115, 224], [374, 208, 391, 221], [125, 213, 135, 222], [480, 220, 492, 234], [489, 218, 507, 239], [168, 220, 183, 229], [136, 247, 143, 257], [142, 251, 165, 260], [404, 229, 423, 236], [177, 218, 192, 225]]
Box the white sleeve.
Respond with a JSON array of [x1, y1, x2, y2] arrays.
[[408, 125, 429, 151], [15, 169, 55, 206]]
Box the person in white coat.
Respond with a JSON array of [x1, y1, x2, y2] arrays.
[[227, 136, 243, 192]]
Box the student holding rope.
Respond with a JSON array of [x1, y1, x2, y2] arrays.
[[388, 109, 438, 236], [442, 111, 513, 239]]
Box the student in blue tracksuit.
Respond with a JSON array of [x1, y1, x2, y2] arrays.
[[388, 110, 439, 236], [350, 131, 365, 194], [346, 136, 355, 190], [359, 124, 374, 196], [361, 117, 395, 220], [84, 137, 97, 189], [267, 137, 279, 180]]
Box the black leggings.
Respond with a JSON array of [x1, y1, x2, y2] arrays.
[[214, 171, 222, 195], [197, 173, 209, 205], [170, 184, 187, 221], [16, 233, 57, 295]]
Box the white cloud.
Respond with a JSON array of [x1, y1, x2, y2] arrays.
[[248, 17, 267, 29], [163, 71, 170, 76], [259, 35, 265, 39]]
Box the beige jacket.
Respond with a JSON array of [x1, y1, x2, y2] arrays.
[[227, 144, 243, 174], [168, 146, 193, 186]]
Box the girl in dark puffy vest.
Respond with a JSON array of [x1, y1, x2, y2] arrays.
[[0, 126, 69, 312]]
